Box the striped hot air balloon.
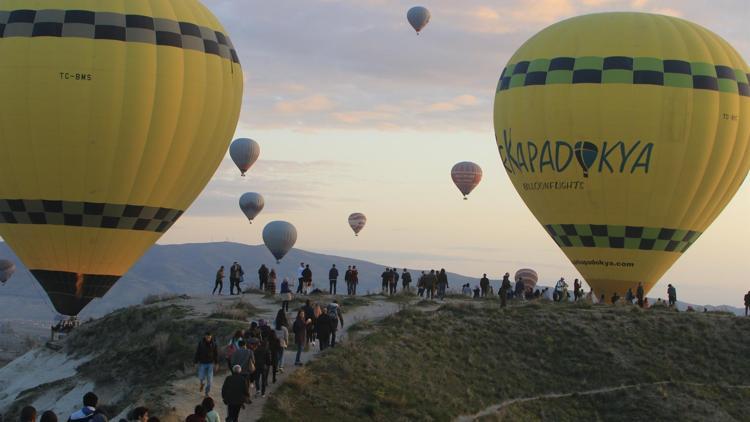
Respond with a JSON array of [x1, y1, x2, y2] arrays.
[[451, 162, 483, 199], [348, 213, 367, 236], [514, 268, 538, 292]]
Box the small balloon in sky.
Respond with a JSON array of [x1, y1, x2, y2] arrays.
[[451, 162, 483, 199], [407, 6, 431, 34], [263, 221, 298, 263], [239, 192, 265, 223], [230, 138, 260, 176], [348, 213, 367, 236]]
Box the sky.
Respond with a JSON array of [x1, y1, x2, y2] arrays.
[[154, 0, 750, 306]]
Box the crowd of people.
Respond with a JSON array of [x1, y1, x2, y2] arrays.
[[191, 296, 344, 421]]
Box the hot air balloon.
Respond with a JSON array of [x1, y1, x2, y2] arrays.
[[263, 221, 297, 263], [493, 12, 750, 301], [407, 6, 431, 34], [230, 138, 260, 176], [348, 213, 367, 236], [239, 193, 264, 223], [514, 268, 538, 292], [451, 162, 483, 199], [0, 1, 243, 315], [0, 260, 15, 284]]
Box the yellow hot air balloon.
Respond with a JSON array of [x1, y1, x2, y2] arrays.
[[0, 1, 243, 315], [493, 12, 750, 301]]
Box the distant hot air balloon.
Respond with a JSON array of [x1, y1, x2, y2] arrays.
[[493, 12, 750, 301], [451, 162, 483, 199], [263, 221, 297, 263], [0, 260, 15, 284], [407, 6, 431, 34], [230, 138, 260, 176], [0, 1, 243, 315], [514, 268, 538, 292], [348, 213, 367, 236], [239, 193, 265, 223]]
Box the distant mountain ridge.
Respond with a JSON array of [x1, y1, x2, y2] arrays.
[[0, 241, 743, 322]]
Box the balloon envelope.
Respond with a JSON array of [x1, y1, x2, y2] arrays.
[[348, 213, 367, 236], [451, 162, 483, 199], [230, 138, 260, 176], [0, 1, 243, 315], [514, 268, 538, 292], [407, 6, 431, 33], [493, 12, 750, 300], [0, 260, 15, 283], [263, 221, 297, 263], [239, 192, 264, 223]]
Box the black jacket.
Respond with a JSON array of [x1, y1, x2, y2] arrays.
[[302, 268, 312, 280], [344, 270, 352, 282], [329, 267, 339, 280], [194, 339, 219, 364], [402, 272, 412, 284], [316, 314, 333, 338], [254, 345, 272, 370], [222, 373, 250, 405], [258, 265, 269, 282]]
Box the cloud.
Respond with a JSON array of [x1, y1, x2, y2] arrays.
[[274, 94, 334, 113], [427, 94, 479, 112]]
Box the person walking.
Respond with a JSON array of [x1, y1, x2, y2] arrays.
[[327, 300, 344, 347], [344, 266, 352, 295], [437, 269, 449, 300], [213, 266, 225, 295], [636, 282, 645, 308], [573, 279, 582, 301], [253, 339, 272, 397], [229, 339, 255, 390], [222, 365, 251, 422], [296, 262, 305, 294], [292, 310, 308, 366], [280, 278, 292, 312], [480, 274, 489, 297], [402, 268, 412, 292], [667, 284, 677, 307], [257, 264, 269, 291], [350, 266, 359, 295], [500, 273, 512, 307], [328, 264, 339, 295], [274, 310, 289, 372], [316, 308, 332, 351], [194, 332, 219, 396]]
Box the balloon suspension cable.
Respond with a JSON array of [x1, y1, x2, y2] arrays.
[[241, 173, 246, 177], [463, 196, 468, 200], [249, 220, 253, 224]]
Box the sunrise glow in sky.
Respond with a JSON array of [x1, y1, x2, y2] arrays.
[[159, 0, 750, 306]]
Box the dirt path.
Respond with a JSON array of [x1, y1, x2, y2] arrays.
[[455, 381, 750, 421], [166, 294, 400, 422]]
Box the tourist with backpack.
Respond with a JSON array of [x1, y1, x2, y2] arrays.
[[327, 300, 345, 347]]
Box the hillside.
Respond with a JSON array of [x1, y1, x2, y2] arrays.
[[261, 300, 750, 421], [0, 241, 480, 322]]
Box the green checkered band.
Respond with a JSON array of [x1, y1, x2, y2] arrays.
[[497, 56, 749, 97], [545, 224, 701, 253], [0, 9, 239, 64], [0, 199, 183, 233]]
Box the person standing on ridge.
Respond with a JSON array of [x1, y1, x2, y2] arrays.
[[280, 278, 291, 312], [480, 274, 489, 297], [745, 291, 750, 316], [350, 265, 359, 295], [267, 268, 277, 294], [381, 268, 390, 294], [258, 264, 269, 291], [402, 268, 412, 292], [328, 264, 339, 295], [514, 276, 525, 301], [573, 279, 582, 301], [636, 282, 645, 308], [500, 273, 512, 307], [344, 265, 352, 295], [297, 262, 305, 294], [302, 264, 313, 294], [194, 331, 219, 397], [229, 261, 241, 295], [222, 365, 251, 421], [213, 266, 224, 295], [437, 269, 449, 300], [392, 269, 400, 295], [667, 284, 677, 307], [417, 272, 426, 297]]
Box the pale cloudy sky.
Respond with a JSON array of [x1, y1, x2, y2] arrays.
[[160, 0, 750, 306]]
